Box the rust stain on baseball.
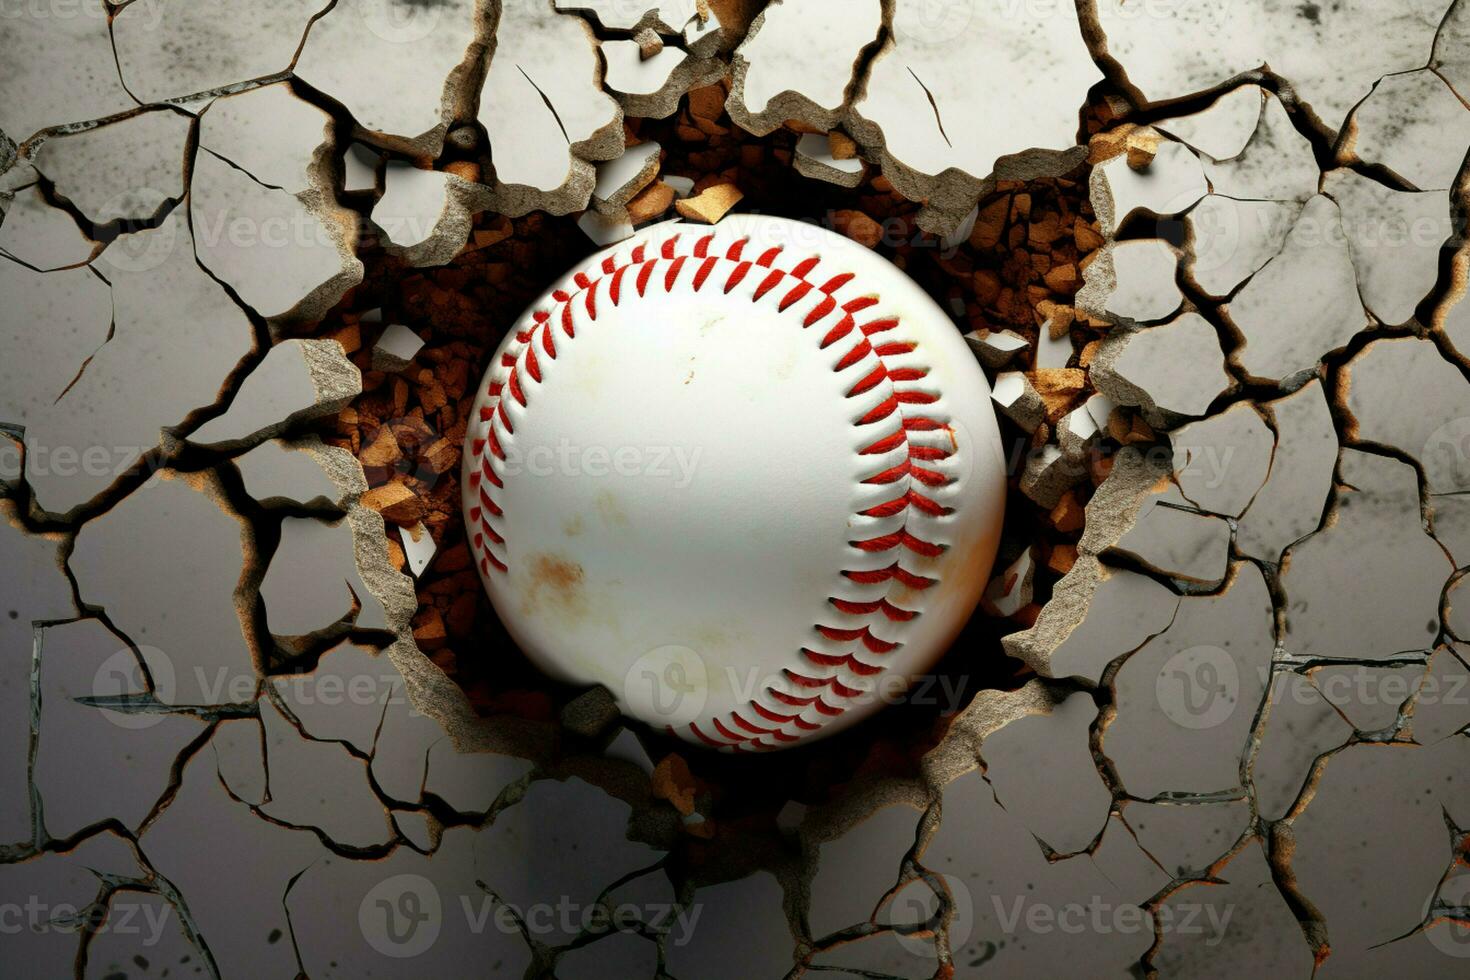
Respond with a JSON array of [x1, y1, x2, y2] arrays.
[[522, 552, 587, 619]]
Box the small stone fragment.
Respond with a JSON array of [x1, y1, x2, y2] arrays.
[[674, 182, 743, 223]]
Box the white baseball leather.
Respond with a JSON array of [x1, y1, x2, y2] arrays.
[[463, 215, 1005, 750]]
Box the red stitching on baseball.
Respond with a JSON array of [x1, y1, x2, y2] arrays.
[[468, 232, 957, 750]]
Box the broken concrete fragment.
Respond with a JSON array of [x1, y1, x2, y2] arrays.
[[1235, 380, 1339, 563], [727, 0, 882, 135], [262, 514, 388, 641], [1321, 169, 1453, 327], [480, 0, 623, 216], [371, 322, 426, 374], [793, 132, 864, 189], [399, 521, 436, 578], [964, 328, 1028, 369], [991, 372, 1044, 432], [200, 83, 334, 196], [1021, 444, 1081, 509], [665, 872, 793, 979], [850, 0, 1100, 231], [981, 547, 1034, 618], [69, 473, 258, 708], [635, 26, 664, 59], [674, 182, 743, 223], [1077, 239, 1183, 327], [32, 109, 191, 227], [0, 7, 135, 144], [1251, 670, 1352, 821], [592, 141, 663, 215], [1093, 313, 1231, 427], [807, 801, 923, 936], [1090, 139, 1207, 238], [0, 511, 78, 845], [602, 40, 721, 118], [114, 0, 329, 105], [1125, 798, 1252, 878], [561, 686, 621, 737], [1225, 195, 1369, 383], [1279, 451, 1450, 662], [577, 208, 636, 246], [375, 164, 476, 268], [190, 339, 361, 451], [294, 0, 483, 157], [626, 180, 676, 224]]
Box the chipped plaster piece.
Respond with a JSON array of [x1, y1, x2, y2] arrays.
[[981, 548, 1034, 618], [1282, 451, 1450, 661], [1020, 444, 1079, 509], [793, 132, 864, 189], [591, 141, 663, 215], [400, 522, 437, 577], [673, 182, 743, 222], [1077, 239, 1184, 327], [1184, 196, 1302, 299], [1225, 195, 1369, 383], [1345, 337, 1470, 495], [1340, 70, 1470, 191], [1092, 313, 1232, 427], [853, 0, 1100, 217], [480, 2, 624, 216], [374, 164, 476, 267], [294, 0, 485, 156], [991, 371, 1044, 432], [1090, 139, 1208, 238], [372, 322, 426, 373], [342, 143, 381, 194], [31, 110, 192, 225], [964, 328, 1028, 369], [1235, 380, 1338, 563], [577, 208, 636, 245], [190, 339, 362, 451], [1321, 169, 1453, 327], [727, 0, 884, 135]]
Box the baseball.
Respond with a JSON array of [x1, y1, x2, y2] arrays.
[[463, 215, 1006, 750]]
